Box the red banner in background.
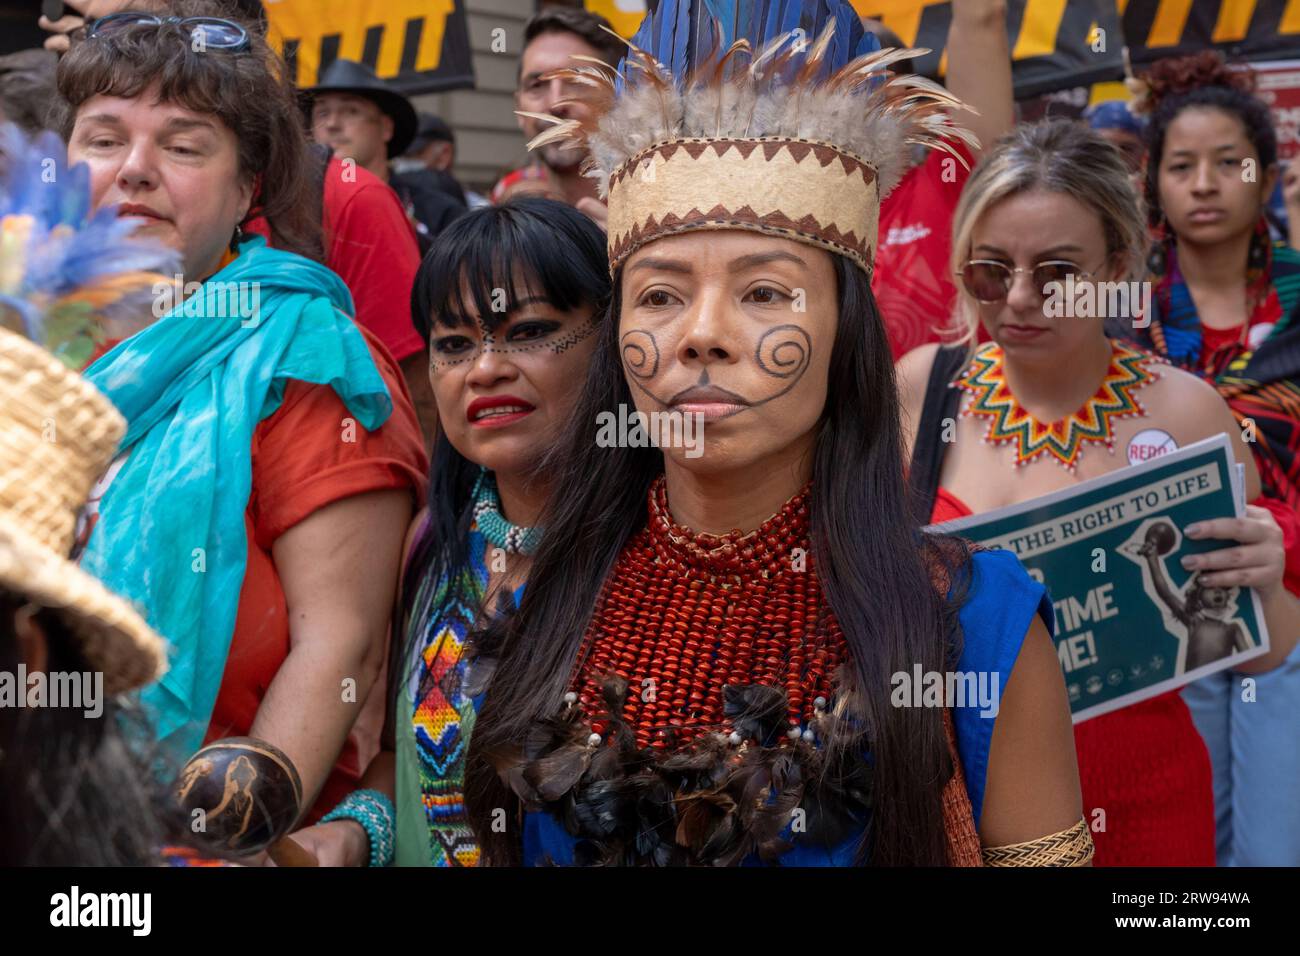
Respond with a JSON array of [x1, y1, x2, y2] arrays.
[[1254, 59, 1300, 161]]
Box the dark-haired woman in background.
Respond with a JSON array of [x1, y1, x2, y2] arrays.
[[289, 199, 610, 866], [1114, 53, 1300, 866]]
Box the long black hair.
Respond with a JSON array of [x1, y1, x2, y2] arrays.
[[393, 198, 610, 711], [0, 590, 189, 865], [1142, 52, 1278, 230], [464, 252, 971, 865]]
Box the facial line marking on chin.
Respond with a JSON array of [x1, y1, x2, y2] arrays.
[[619, 325, 811, 410]]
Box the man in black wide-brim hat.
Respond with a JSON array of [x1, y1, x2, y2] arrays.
[[307, 58, 464, 255]]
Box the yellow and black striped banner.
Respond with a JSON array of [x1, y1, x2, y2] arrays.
[[855, 0, 1123, 97], [593, 1, 1300, 97], [263, 0, 474, 94], [1123, 0, 1300, 65]]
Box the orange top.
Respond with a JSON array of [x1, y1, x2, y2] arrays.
[[201, 327, 427, 821], [88, 326, 428, 821]]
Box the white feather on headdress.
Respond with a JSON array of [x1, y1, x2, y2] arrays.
[[527, 21, 979, 201]]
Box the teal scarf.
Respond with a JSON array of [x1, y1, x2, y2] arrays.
[[83, 236, 393, 758]]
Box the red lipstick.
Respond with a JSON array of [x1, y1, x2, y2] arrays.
[[467, 394, 536, 429]]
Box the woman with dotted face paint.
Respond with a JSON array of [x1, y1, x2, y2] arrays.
[[289, 199, 609, 866]]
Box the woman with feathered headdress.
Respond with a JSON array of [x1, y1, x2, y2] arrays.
[[428, 0, 1091, 867]]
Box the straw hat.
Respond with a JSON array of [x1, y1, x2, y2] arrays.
[[0, 327, 166, 695]]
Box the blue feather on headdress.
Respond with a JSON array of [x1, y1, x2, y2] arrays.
[[627, 0, 879, 84], [526, 0, 975, 209], [0, 124, 177, 366]]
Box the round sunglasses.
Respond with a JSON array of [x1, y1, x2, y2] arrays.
[[87, 13, 250, 51], [957, 259, 1099, 304]]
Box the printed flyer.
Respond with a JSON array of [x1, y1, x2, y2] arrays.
[[929, 435, 1270, 722]]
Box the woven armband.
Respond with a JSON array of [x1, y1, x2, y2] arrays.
[[981, 817, 1095, 867]]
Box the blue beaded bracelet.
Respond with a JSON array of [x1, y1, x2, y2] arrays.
[[321, 789, 395, 867]]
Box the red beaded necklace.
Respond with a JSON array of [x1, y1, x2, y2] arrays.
[[570, 476, 846, 750]]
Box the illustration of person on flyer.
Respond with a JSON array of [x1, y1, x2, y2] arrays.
[[1119, 518, 1254, 674]]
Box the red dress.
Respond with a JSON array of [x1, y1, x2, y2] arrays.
[[932, 487, 1216, 865]]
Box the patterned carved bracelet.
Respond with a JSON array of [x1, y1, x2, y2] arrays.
[[321, 789, 396, 867]]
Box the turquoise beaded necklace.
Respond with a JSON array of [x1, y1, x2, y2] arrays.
[[471, 469, 541, 556]]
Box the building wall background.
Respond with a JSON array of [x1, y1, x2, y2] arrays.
[[415, 0, 537, 195], [0, 0, 586, 195]]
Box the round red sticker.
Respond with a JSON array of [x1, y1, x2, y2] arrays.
[[1126, 428, 1178, 466]]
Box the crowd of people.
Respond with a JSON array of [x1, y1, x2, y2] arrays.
[[1, 0, 1297, 869]]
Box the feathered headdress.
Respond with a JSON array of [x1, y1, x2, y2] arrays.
[[0, 123, 169, 695], [522, 0, 978, 275], [0, 125, 177, 368]]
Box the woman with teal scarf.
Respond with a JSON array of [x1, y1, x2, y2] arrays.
[[287, 199, 610, 865], [57, 8, 428, 827]]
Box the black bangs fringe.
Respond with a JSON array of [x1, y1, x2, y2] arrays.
[[409, 197, 611, 345]]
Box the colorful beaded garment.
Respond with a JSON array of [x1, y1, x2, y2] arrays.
[[954, 338, 1160, 471], [571, 476, 838, 749], [405, 470, 541, 866], [471, 469, 540, 556], [407, 523, 489, 867]]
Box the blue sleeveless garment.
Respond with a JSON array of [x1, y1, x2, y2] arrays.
[[521, 548, 1052, 866]]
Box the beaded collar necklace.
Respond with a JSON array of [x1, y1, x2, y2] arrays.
[[570, 475, 844, 751], [954, 338, 1160, 471], [648, 475, 814, 574], [471, 469, 540, 556]]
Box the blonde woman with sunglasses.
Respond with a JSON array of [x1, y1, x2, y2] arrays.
[[897, 119, 1300, 866]]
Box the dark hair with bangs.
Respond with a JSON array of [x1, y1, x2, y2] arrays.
[[54, 0, 322, 261], [392, 197, 610, 720], [409, 196, 609, 346]]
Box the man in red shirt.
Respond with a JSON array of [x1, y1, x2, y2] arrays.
[[246, 154, 436, 448], [868, 0, 1015, 358], [319, 159, 424, 364]]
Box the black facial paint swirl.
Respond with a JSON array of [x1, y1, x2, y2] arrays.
[[620, 328, 660, 380], [617, 323, 813, 411], [746, 324, 811, 407]]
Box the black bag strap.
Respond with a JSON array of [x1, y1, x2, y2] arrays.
[[908, 345, 969, 525]]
